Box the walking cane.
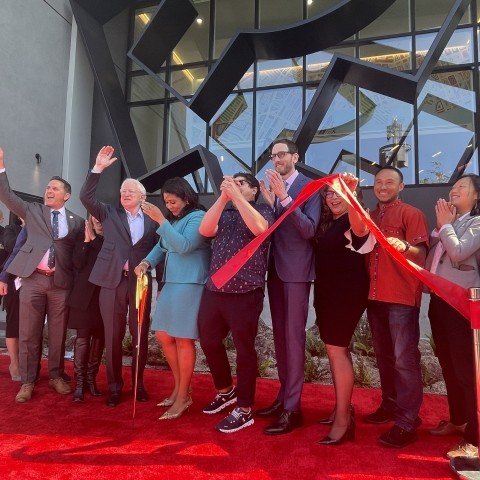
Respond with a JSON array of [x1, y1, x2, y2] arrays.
[[133, 271, 149, 426], [450, 287, 480, 479]]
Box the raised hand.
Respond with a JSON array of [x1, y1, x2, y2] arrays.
[[141, 201, 165, 224], [341, 172, 359, 192], [259, 180, 275, 210], [0, 146, 5, 169], [94, 146, 117, 172], [435, 198, 456, 229]]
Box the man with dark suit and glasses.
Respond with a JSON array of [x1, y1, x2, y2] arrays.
[[0, 147, 84, 403], [80, 146, 158, 407], [257, 138, 321, 435]]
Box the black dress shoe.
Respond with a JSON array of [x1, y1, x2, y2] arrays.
[[364, 406, 394, 424], [136, 386, 149, 402], [255, 400, 284, 418], [106, 392, 121, 407], [264, 409, 303, 435]]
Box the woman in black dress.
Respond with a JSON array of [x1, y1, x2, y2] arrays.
[[68, 215, 105, 402], [313, 174, 373, 445]]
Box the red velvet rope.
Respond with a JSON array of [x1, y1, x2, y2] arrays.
[[211, 173, 478, 327]]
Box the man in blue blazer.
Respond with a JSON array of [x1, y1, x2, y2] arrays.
[[80, 146, 158, 407], [258, 138, 321, 434]]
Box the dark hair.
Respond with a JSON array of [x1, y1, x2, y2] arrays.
[[314, 186, 365, 240], [50, 176, 72, 195], [272, 138, 298, 155], [233, 172, 261, 201], [161, 177, 205, 220], [375, 166, 403, 183], [454, 174, 480, 216]]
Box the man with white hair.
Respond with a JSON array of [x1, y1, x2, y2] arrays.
[[80, 146, 158, 407]]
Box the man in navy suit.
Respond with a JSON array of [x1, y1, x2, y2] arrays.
[[80, 146, 158, 407], [257, 138, 321, 435]]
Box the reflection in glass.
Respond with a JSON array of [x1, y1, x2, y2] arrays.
[[257, 58, 304, 88], [358, 89, 414, 186], [130, 104, 165, 171], [360, 37, 412, 71], [416, 0, 471, 31], [359, 0, 410, 38], [306, 48, 355, 84], [418, 71, 476, 183], [210, 92, 253, 170], [129, 74, 165, 102], [255, 87, 302, 168], [305, 84, 356, 176], [171, 67, 208, 96], [416, 29, 474, 68], [168, 102, 206, 160], [215, 0, 254, 59], [259, 0, 302, 28]]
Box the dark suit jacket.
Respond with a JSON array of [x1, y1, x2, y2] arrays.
[[271, 172, 321, 282], [79, 171, 158, 289], [0, 173, 84, 289]]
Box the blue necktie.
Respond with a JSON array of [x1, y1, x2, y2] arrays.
[[47, 210, 59, 268]]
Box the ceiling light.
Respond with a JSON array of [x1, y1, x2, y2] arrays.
[[196, 18, 203, 25]]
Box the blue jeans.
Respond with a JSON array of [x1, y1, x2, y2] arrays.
[[367, 300, 423, 432]]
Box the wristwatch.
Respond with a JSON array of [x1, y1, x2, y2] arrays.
[[402, 240, 411, 252]]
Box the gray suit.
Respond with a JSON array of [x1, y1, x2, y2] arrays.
[[80, 171, 158, 394], [0, 172, 84, 382], [426, 214, 480, 445], [267, 172, 321, 411]]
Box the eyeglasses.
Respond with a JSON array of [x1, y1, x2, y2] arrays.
[[269, 151, 292, 160], [237, 179, 252, 187], [120, 189, 141, 195], [324, 191, 341, 199]]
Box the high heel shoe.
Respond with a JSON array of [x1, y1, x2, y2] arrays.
[[317, 404, 355, 425], [318, 419, 356, 446], [157, 398, 174, 407], [158, 398, 193, 420]]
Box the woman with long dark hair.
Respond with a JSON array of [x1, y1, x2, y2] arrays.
[[426, 174, 480, 459], [135, 177, 211, 420], [313, 173, 374, 445]]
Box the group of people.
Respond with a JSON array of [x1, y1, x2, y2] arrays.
[[0, 139, 478, 460]]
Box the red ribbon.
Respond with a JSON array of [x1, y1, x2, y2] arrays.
[[211, 173, 479, 327]]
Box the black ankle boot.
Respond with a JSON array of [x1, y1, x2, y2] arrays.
[[73, 337, 89, 403], [86, 336, 104, 397]]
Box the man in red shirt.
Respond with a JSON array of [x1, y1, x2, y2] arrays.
[[363, 166, 429, 448]]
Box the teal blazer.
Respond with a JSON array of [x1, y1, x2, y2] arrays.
[[145, 209, 211, 284]]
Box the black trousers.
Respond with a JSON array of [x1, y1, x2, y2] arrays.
[[198, 288, 264, 408], [429, 294, 478, 445]]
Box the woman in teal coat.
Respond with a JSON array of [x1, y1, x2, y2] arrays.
[[135, 178, 211, 420]]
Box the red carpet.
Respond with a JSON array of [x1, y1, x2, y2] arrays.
[[0, 353, 457, 479]]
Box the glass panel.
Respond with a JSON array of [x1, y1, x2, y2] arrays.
[[171, 67, 208, 96], [360, 37, 412, 71], [210, 92, 254, 171], [237, 65, 255, 90], [214, 0, 255, 59], [130, 104, 165, 171], [304, 84, 356, 176], [167, 102, 206, 160], [255, 87, 302, 172], [257, 58, 304, 88], [306, 47, 355, 83], [418, 71, 476, 184], [416, 0, 471, 31], [359, 0, 410, 39], [131, 6, 158, 71], [416, 29, 474, 69], [358, 89, 415, 186], [128, 74, 165, 102], [174, 0, 210, 64], [259, 0, 303, 28]]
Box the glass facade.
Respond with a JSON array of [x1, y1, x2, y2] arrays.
[[128, 0, 479, 186]]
